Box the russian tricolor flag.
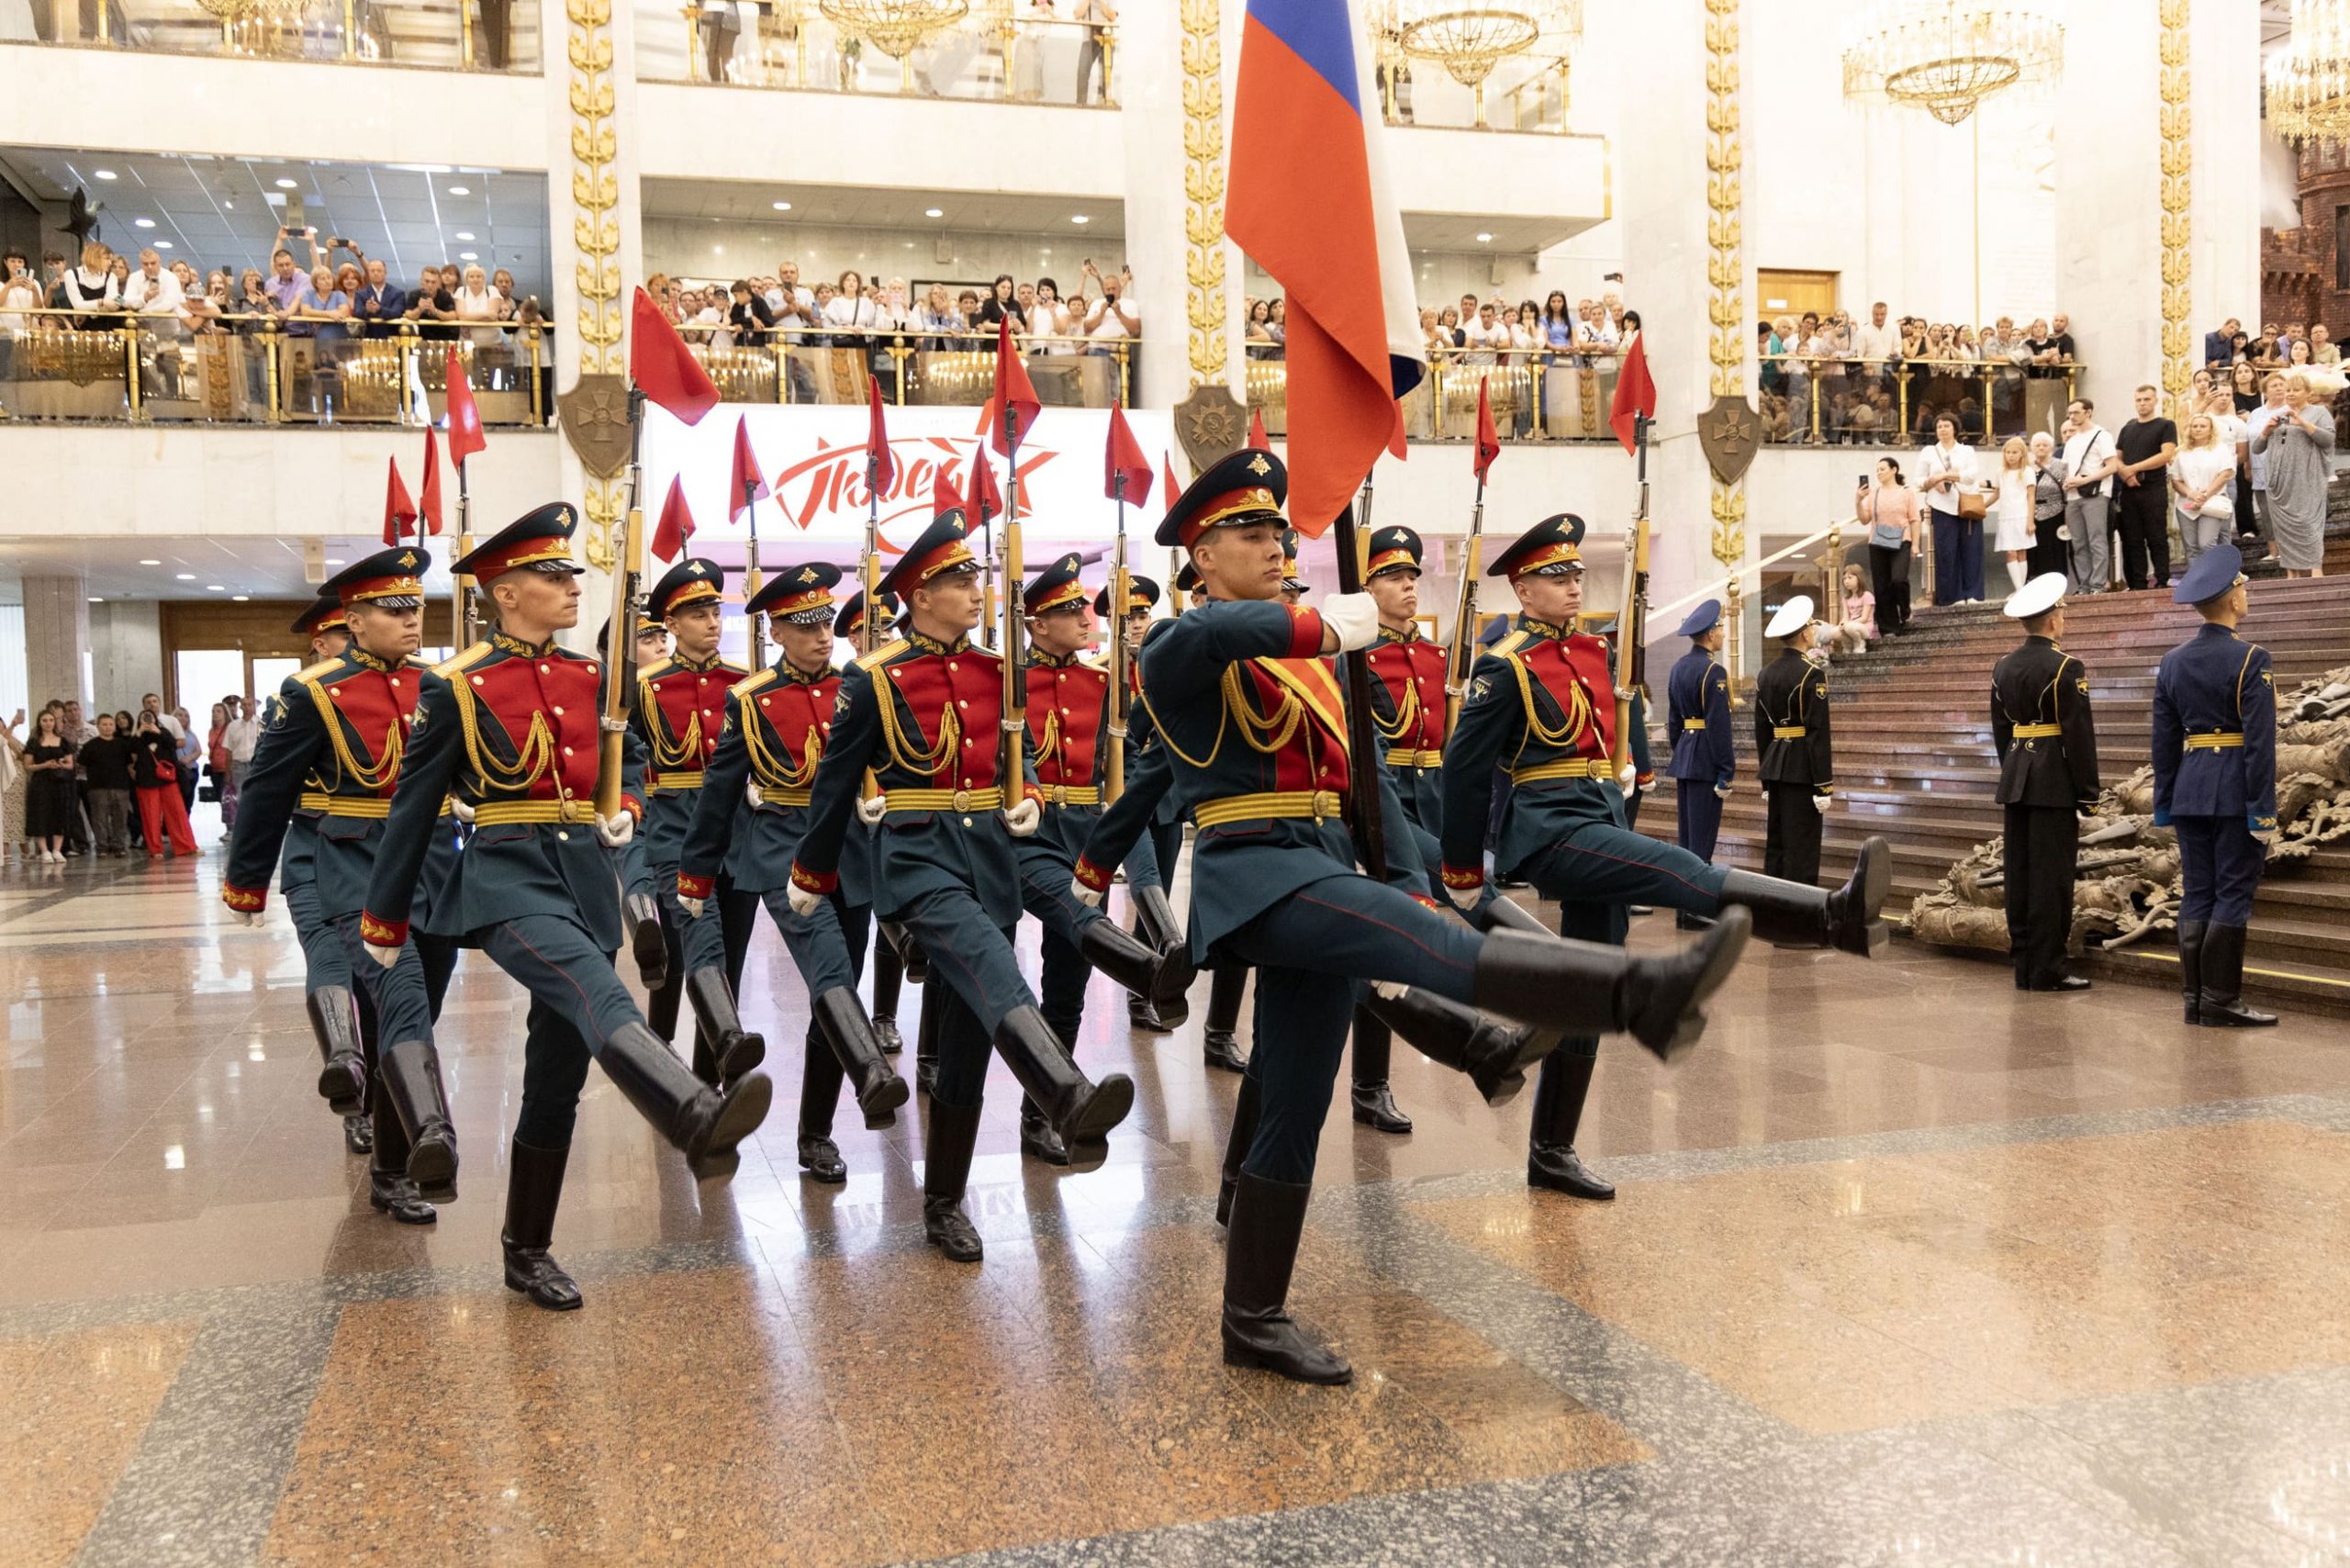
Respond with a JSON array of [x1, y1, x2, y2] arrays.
[[1230, 0, 1427, 537]]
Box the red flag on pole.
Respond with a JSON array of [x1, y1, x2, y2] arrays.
[[1609, 330, 1656, 454], [418, 424, 444, 536], [865, 375, 897, 493], [628, 286, 722, 426], [381, 456, 418, 546], [1247, 406, 1270, 452], [1103, 399, 1152, 506], [933, 456, 961, 519], [1160, 451, 1181, 513], [729, 415, 769, 521], [651, 476, 696, 563], [1472, 375, 1500, 483], [442, 347, 486, 467], [965, 441, 1003, 528], [988, 314, 1040, 456]]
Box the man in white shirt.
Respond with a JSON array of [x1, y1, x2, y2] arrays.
[[764, 261, 819, 402], [1083, 263, 1138, 352], [222, 695, 261, 830], [2059, 398, 2117, 595], [122, 249, 185, 398], [1460, 302, 1501, 366], [1852, 300, 1899, 364], [2244, 371, 2289, 550]]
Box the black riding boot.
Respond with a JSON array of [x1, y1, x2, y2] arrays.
[[308, 985, 367, 1114], [871, 938, 905, 1055], [1347, 1008, 1412, 1133], [1527, 1052, 1614, 1200], [992, 1006, 1135, 1145], [684, 967, 766, 1081], [796, 1036, 847, 1183], [1222, 1173, 1351, 1385], [597, 1023, 773, 1162], [1718, 836, 1890, 957], [1217, 1072, 1260, 1226], [366, 1070, 435, 1224], [2177, 918, 2207, 1025], [1130, 885, 1191, 1027], [2196, 924, 2279, 1027], [897, 929, 931, 984], [644, 924, 685, 1042], [914, 974, 941, 1096], [811, 987, 909, 1127], [1202, 964, 1248, 1072], [626, 890, 669, 990], [1079, 920, 1197, 1016], [1470, 913, 1751, 1061], [501, 1137, 581, 1310], [923, 1098, 984, 1262], [1366, 986, 1553, 1105], [377, 1037, 459, 1202]]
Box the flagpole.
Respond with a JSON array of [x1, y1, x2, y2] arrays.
[[1446, 470, 1488, 737], [596, 387, 648, 821], [999, 404, 1027, 799], [453, 463, 476, 649], [1612, 413, 1651, 775], [742, 473, 767, 673], [1335, 471, 1386, 881], [1106, 473, 1129, 803]]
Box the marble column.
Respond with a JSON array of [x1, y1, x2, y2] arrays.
[[2054, 0, 2164, 417], [22, 574, 90, 711], [2189, 0, 2260, 335], [1118, 0, 1186, 413]]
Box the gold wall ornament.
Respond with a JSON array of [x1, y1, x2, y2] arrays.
[[2159, 0, 2191, 423], [2266, 0, 2350, 147], [1705, 0, 1747, 577], [567, 0, 625, 568], [1181, 0, 1227, 388], [1841, 1, 2062, 127]]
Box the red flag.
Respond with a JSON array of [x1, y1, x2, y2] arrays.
[[442, 346, 486, 467], [965, 442, 1003, 527], [1247, 406, 1271, 452], [933, 456, 961, 519], [1161, 451, 1181, 514], [418, 425, 444, 536], [989, 314, 1040, 455], [728, 415, 769, 521], [865, 375, 896, 493], [380, 455, 418, 546], [651, 476, 696, 563], [1609, 330, 1656, 454], [1472, 376, 1500, 483], [629, 285, 721, 426], [1104, 399, 1152, 506]]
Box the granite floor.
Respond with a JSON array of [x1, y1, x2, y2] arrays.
[[4, 847, 2349, 1566]]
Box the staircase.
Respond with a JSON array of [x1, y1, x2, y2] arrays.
[[1633, 532, 2350, 1015]]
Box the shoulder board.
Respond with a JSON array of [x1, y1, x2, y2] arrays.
[[1490, 629, 1534, 660], [854, 637, 910, 672], [1079, 655, 1114, 675], [717, 657, 750, 676], [733, 667, 780, 699], [639, 656, 676, 681], [292, 656, 341, 685], [433, 641, 494, 678], [404, 655, 436, 671]]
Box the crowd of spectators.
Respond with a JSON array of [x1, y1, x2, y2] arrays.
[[643, 259, 1140, 353], [2200, 315, 2344, 374], [0, 690, 252, 868], [1759, 304, 2078, 446]]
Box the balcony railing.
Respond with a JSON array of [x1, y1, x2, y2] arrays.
[[1761, 354, 2083, 447], [1374, 55, 1574, 133], [639, 6, 1114, 106], [672, 322, 1137, 407], [0, 309, 550, 426], [16, 0, 540, 73], [1249, 347, 1629, 444]]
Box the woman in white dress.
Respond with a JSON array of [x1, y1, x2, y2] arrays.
[[2169, 412, 2236, 571], [1990, 435, 2036, 593]]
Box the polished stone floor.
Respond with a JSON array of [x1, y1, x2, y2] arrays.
[[4, 847, 2350, 1566]]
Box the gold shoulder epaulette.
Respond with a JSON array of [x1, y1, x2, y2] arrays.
[[854, 637, 910, 672], [638, 656, 676, 681], [717, 656, 751, 676], [433, 641, 493, 678], [734, 667, 780, 698], [292, 656, 342, 685], [1491, 629, 1533, 660]]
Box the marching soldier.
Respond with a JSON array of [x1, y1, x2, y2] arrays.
[[2154, 543, 2280, 1027], [363, 503, 772, 1313], [1091, 571, 1191, 1034], [786, 508, 1136, 1262], [1142, 454, 1751, 1384], [632, 557, 764, 1083], [1442, 516, 1890, 1204], [677, 562, 910, 1185], [836, 587, 918, 1058], [1755, 595, 1834, 888], [223, 552, 461, 1224], [1990, 573, 2100, 992], [1664, 599, 1735, 930]]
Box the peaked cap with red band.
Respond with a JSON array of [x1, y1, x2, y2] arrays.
[[834, 587, 901, 642], [878, 507, 979, 601], [1487, 512, 1588, 579], [1366, 524, 1424, 580], [291, 595, 348, 637], [1024, 552, 1091, 617], [1091, 575, 1160, 619], [454, 501, 586, 581], [748, 560, 844, 625], [648, 556, 726, 622], [1155, 448, 1286, 550], [325, 545, 431, 610]]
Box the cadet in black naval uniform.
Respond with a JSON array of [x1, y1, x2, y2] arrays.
[[2154, 543, 2280, 1027], [224, 552, 461, 1222], [363, 504, 773, 1312], [1754, 594, 1834, 887], [1990, 573, 2101, 991], [1664, 599, 1735, 930]]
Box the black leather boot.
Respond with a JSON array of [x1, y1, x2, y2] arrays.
[[1470, 913, 1751, 1063], [795, 1030, 847, 1182], [597, 1023, 772, 1162], [1718, 836, 1891, 956], [645, 950, 684, 1043], [1217, 1073, 1260, 1227], [501, 1137, 580, 1310], [1128, 992, 1170, 1034], [923, 1098, 984, 1262], [366, 1074, 435, 1225], [1347, 1009, 1412, 1133], [1019, 1096, 1069, 1166], [1527, 1052, 1614, 1200], [1203, 963, 1247, 1072], [872, 1015, 906, 1055], [626, 890, 669, 990], [1079, 919, 1197, 1017], [1221, 1173, 1350, 1384], [1131, 885, 1191, 1026], [810, 988, 909, 1128], [308, 985, 367, 1114], [2177, 918, 2207, 1025], [915, 974, 940, 1097], [991, 1006, 1135, 1145], [2195, 924, 2279, 1027], [1366, 987, 1552, 1105], [377, 1038, 458, 1202], [871, 935, 905, 1053], [896, 928, 931, 985], [342, 1114, 374, 1154], [684, 967, 766, 1081]]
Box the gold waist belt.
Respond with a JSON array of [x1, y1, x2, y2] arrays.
[[297, 791, 390, 819], [473, 798, 595, 825], [653, 770, 706, 790], [757, 786, 812, 807], [1386, 749, 1445, 768], [1510, 758, 1612, 784], [885, 786, 1004, 813], [1040, 784, 1102, 806], [1683, 720, 1710, 733], [2186, 732, 2244, 750], [1194, 790, 1345, 828], [2010, 722, 2061, 739], [1772, 725, 1807, 739]]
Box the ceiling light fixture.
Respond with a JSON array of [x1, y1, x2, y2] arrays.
[[455, 230, 476, 241], [460, 252, 478, 261], [1475, 231, 1494, 242], [154, 241, 173, 250], [1071, 214, 1091, 225], [1841, 1, 2063, 127], [175, 572, 196, 580], [139, 558, 161, 566], [448, 185, 470, 196], [274, 177, 297, 189], [232, 595, 250, 602], [95, 168, 118, 180], [925, 208, 944, 218], [134, 218, 155, 229], [772, 200, 792, 211], [89, 596, 103, 604], [206, 584, 226, 592]]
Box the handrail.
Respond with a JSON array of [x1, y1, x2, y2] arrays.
[[1648, 516, 1861, 626]]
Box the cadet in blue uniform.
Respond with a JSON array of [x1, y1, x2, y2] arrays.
[[1090, 572, 1192, 1036], [363, 504, 773, 1312], [676, 563, 910, 1184], [1442, 516, 1891, 1204], [224, 551, 461, 1223], [1754, 595, 1833, 887], [632, 557, 765, 1084], [2154, 543, 2280, 1027], [1142, 454, 1751, 1385], [834, 588, 919, 1059], [788, 510, 1136, 1262], [1991, 573, 2101, 992], [1664, 599, 1735, 930]]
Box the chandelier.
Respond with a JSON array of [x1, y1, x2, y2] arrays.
[[816, 0, 968, 61], [1841, 2, 2062, 127], [194, 0, 261, 19], [2268, 0, 2350, 147], [1396, 3, 1541, 89]]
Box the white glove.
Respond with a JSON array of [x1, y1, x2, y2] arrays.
[[1320, 591, 1381, 654], [595, 812, 634, 848], [1446, 881, 1481, 913], [451, 798, 476, 824], [364, 942, 397, 970], [857, 792, 889, 826], [227, 908, 263, 927], [1714, 783, 1732, 800], [1371, 980, 1409, 1001], [1812, 793, 1831, 815], [1617, 763, 1639, 799], [1069, 876, 1103, 909], [787, 881, 824, 918], [1639, 778, 1658, 796], [1003, 796, 1041, 837], [2254, 829, 2280, 847], [679, 895, 705, 920], [746, 776, 761, 809]]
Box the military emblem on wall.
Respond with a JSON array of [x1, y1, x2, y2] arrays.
[[557, 374, 632, 480], [1174, 384, 1248, 473], [1697, 393, 1762, 487]]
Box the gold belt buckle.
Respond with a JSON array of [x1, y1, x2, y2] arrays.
[[1049, 785, 1068, 807], [952, 788, 972, 812]]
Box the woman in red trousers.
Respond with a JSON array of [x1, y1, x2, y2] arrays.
[[130, 711, 197, 857]]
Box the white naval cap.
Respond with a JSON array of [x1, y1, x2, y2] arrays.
[[2003, 572, 2068, 621], [1764, 594, 1815, 640]]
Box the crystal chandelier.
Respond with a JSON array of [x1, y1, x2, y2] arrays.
[[2268, 0, 2350, 146], [1841, 2, 2063, 127], [1396, 2, 1542, 90], [816, 0, 968, 61]]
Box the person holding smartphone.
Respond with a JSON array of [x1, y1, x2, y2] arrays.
[[1859, 457, 1919, 635]]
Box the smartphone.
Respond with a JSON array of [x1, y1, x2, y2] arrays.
[[1856, 473, 1869, 489]]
